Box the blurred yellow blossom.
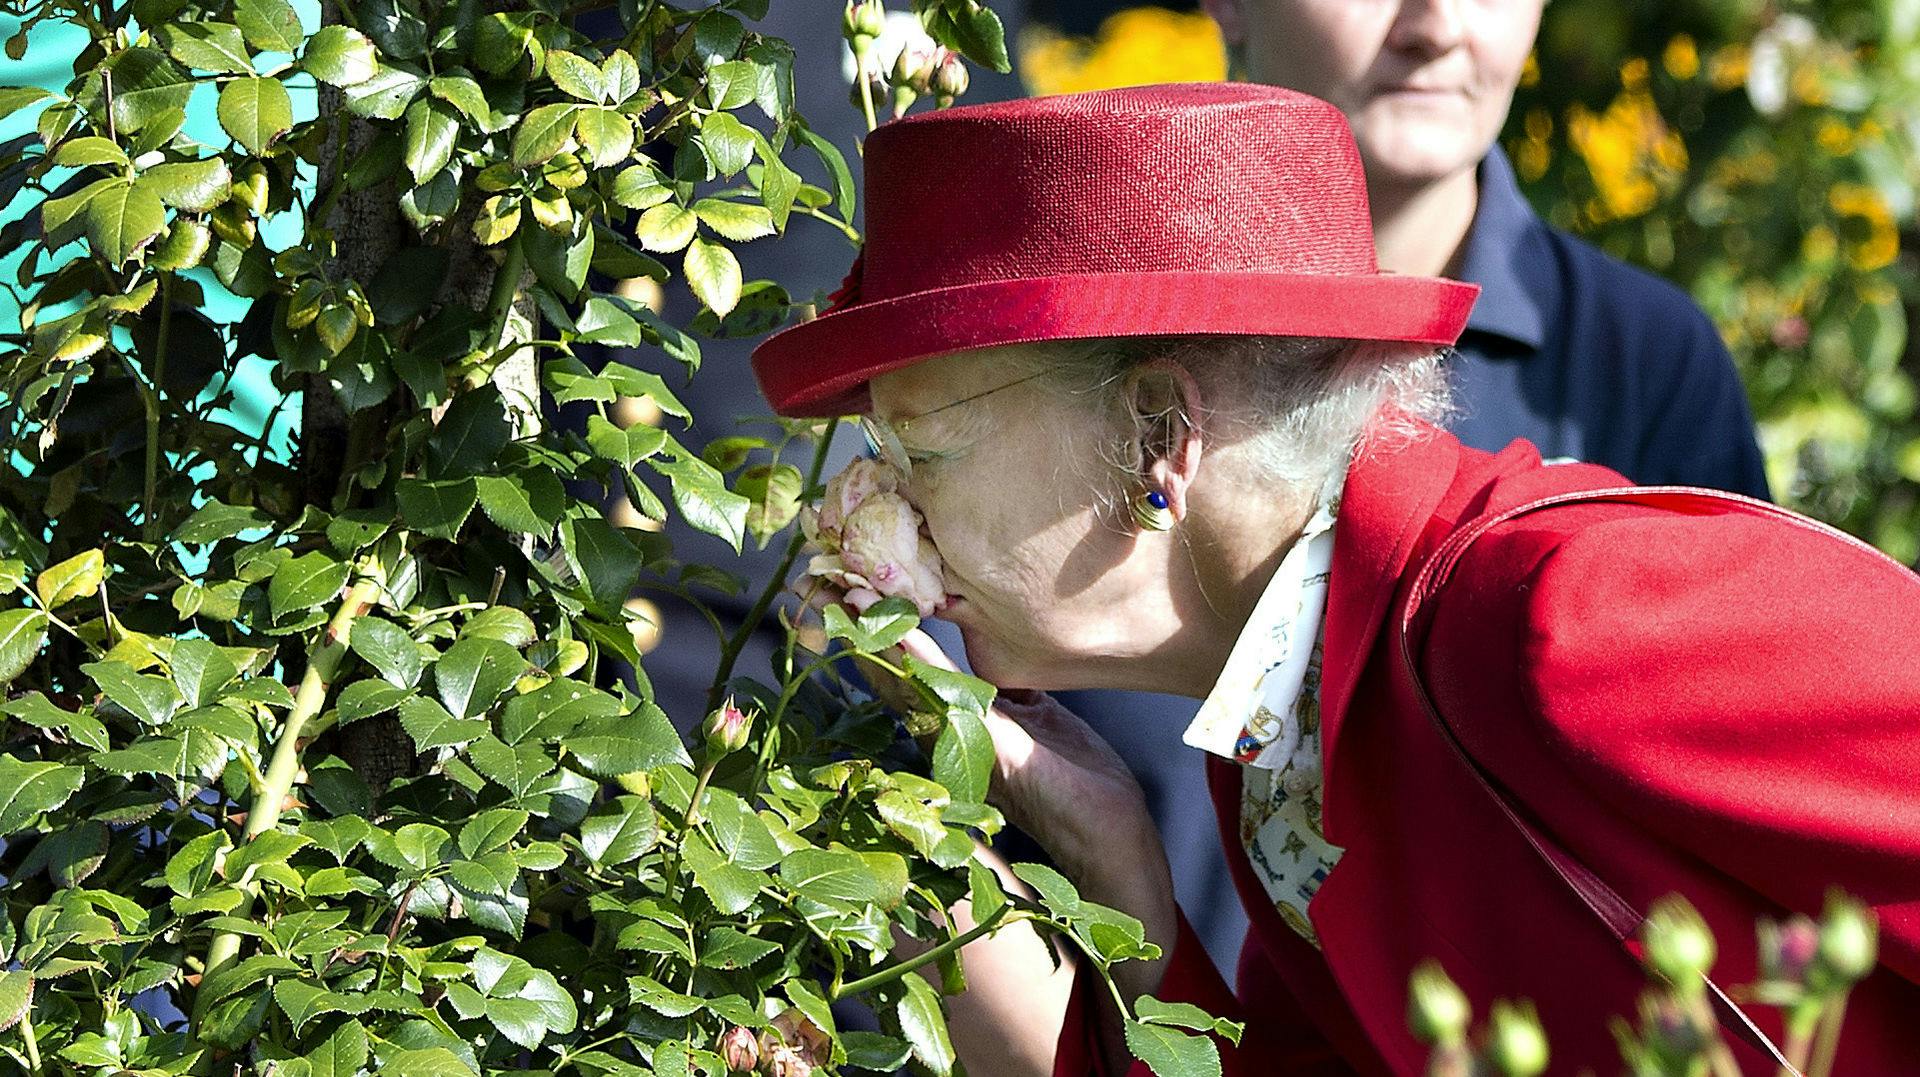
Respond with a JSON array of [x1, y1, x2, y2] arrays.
[[1663, 34, 1700, 80], [1815, 117, 1856, 156], [1566, 84, 1687, 222], [1709, 44, 1750, 90], [1827, 183, 1899, 271], [1018, 7, 1225, 96]]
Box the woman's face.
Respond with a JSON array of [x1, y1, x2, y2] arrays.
[[1208, 0, 1542, 190], [866, 349, 1187, 691]]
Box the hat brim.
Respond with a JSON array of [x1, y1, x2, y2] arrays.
[[752, 270, 1480, 417]]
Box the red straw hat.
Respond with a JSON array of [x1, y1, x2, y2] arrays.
[[752, 82, 1479, 417]]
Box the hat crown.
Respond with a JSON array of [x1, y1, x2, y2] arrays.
[[860, 83, 1379, 302]]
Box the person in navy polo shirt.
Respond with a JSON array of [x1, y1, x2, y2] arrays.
[[1054, 0, 1773, 980]]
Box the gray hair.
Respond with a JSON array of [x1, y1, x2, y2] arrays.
[[1017, 334, 1452, 492]]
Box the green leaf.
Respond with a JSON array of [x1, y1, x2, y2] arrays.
[[566, 702, 692, 776], [778, 847, 908, 908], [335, 679, 408, 725], [217, 77, 294, 154], [931, 699, 993, 805], [585, 414, 667, 467], [523, 215, 593, 298], [35, 549, 105, 609], [699, 926, 779, 969], [699, 112, 755, 176], [898, 974, 955, 1077], [399, 695, 487, 750], [843, 1032, 914, 1072], [82, 660, 183, 726], [649, 451, 749, 551], [1122, 1020, 1223, 1077], [475, 471, 566, 537], [268, 551, 349, 620], [434, 636, 523, 719], [397, 477, 478, 540], [575, 107, 634, 169], [172, 501, 271, 544], [0, 87, 51, 123], [301, 25, 376, 86], [0, 610, 48, 685], [88, 48, 194, 133], [546, 49, 606, 102], [169, 639, 238, 706], [462, 607, 537, 647], [458, 808, 529, 858], [579, 795, 657, 865], [306, 1018, 370, 1077], [560, 516, 642, 607], [161, 23, 253, 74], [427, 386, 511, 478], [1134, 997, 1245, 1045], [350, 617, 426, 688], [610, 162, 672, 210], [344, 63, 425, 119], [403, 96, 460, 183], [429, 74, 490, 124], [704, 59, 758, 111], [692, 198, 774, 242], [0, 757, 84, 835], [513, 103, 580, 167], [87, 179, 166, 265], [141, 157, 232, 212], [379, 1048, 474, 1076], [635, 203, 696, 254], [469, 735, 554, 797], [54, 135, 129, 168], [737, 462, 803, 546], [683, 832, 765, 915], [927, 1, 1010, 72], [797, 125, 853, 218], [234, 0, 304, 53], [0, 971, 31, 1034]]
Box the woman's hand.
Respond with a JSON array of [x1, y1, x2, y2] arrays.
[[893, 631, 1177, 968]]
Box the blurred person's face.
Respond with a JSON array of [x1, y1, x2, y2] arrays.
[[1203, 0, 1543, 190]]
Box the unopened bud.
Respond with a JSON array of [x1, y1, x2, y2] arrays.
[[845, 0, 883, 51], [1817, 890, 1878, 983], [1407, 960, 1470, 1046], [703, 698, 752, 756], [1484, 1000, 1549, 1077], [765, 1046, 811, 1077], [1641, 895, 1715, 995], [1763, 915, 1820, 983], [932, 48, 968, 106], [719, 1026, 758, 1073], [893, 44, 935, 94]]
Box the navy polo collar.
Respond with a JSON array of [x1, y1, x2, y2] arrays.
[[1456, 146, 1554, 351]]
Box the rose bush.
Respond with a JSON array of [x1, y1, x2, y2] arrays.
[[0, 0, 1232, 1075]]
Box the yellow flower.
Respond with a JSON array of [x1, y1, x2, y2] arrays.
[[1662, 34, 1700, 81], [1521, 51, 1540, 88], [1826, 183, 1899, 272], [1709, 44, 1750, 90], [1815, 117, 1855, 156], [1619, 57, 1650, 91], [1018, 7, 1225, 96]]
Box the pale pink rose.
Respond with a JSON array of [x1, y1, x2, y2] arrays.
[[765, 1046, 811, 1077], [814, 457, 897, 549], [768, 1007, 831, 1065], [839, 492, 946, 616]]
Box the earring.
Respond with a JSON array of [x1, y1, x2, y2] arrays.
[[1131, 488, 1174, 531]]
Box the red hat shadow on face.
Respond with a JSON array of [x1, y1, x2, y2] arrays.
[[751, 82, 1480, 418]]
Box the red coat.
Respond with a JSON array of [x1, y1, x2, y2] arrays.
[[1056, 426, 1920, 1075]]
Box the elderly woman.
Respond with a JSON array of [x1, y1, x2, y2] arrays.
[[750, 84, 1920, 1074]]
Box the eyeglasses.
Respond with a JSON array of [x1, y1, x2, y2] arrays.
[[858, 370, 1046, 481]]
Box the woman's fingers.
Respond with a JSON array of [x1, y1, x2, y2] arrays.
[[895, 627, 961, 672]]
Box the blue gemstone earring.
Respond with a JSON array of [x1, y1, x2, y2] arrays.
[[1131, 488, 1174, 531]]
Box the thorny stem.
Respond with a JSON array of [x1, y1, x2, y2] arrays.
[[832, 900, 1017, 1000], [704, 423, 836, 715], [192, 572, 382, 1026], [142, 275, 172, 541]]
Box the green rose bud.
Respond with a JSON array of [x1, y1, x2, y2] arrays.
[[1641, 895, 1716, 996], [703, 698, 753, 757], [932, 48, 969, 107], [1484, 1000, 1549, 1077], [1816, 889, 1878, 984], [1407, 959, 1470, 1046]]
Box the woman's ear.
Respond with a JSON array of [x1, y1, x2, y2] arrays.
[[1126, 359, 1205, 523]]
